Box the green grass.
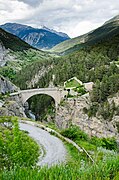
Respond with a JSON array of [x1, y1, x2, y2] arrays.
[[1, 155, 119, 180], [0, 119, 119, 180], [65, 79, 80, 88], [74, 85, 86, 95], [65, 79, 86, 95], [0, 116, 40, 170], [1, 133, 119, 179]]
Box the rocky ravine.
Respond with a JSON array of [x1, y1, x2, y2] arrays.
[[0, 75, 119, 140]]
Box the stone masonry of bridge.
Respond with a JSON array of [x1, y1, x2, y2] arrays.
[[10, 88, 67, 107]]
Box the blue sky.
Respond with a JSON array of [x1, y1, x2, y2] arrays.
[[0, 0, 119, 37]]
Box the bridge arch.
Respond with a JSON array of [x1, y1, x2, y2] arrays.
[[22, 89, 60, 107], [11, 88, 66, 108]]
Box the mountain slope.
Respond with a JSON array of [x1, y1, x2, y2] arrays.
[[13, 29, 119, 134], [51, 14, 119, 54], [0, 27, 32, 66], [0, 27, 56, 81], [50, 32, 89, 54], [0, 28, 31, 51], [0, 23, 70, 50], [14, 29, 119, 89]]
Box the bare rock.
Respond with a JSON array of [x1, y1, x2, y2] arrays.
[[0, 75, 19, 94], [56, 94, 119, 139]]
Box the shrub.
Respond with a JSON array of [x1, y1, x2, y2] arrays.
[[87, 102, 99, 117], [60, 125, 88, 141], [90, 136, 118, 151], [101, 137, 117, 150]]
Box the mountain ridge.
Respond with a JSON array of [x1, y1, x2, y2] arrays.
[[0, 27, 31, 51], [0, 23, 70, 50], [50, 14, 119, 54]]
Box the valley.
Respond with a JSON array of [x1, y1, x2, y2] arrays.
[[0, 13, 119, 180]]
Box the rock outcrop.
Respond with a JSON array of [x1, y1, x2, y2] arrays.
[[0, 41, 7, 66], [0, 75, 25, 117], [26, 65, 53, 88], [0, 100, 26, 117], [56, 94, 119, 139], [0, 94, 26, 117], [0, 75, 19, 94]]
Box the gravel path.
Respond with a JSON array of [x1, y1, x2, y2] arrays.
[[19, 122, 67, 167]]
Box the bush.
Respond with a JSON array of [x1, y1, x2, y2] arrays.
[[87, 102, 99, 117], [101, 137, 117, 150], [60, 125, 88, 141], [90, 136, 118, 150]]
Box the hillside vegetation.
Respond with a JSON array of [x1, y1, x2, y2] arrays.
[[50, 19, 119, 55], [0, 117, 119, 180], [0, 49, 54, 81], [0, 27, 56, 81], [50, 32, 88, 54], [0, 117, 39, 170], [0, 28, 31, 51], [14, 32, 119, 88], [10, 32, 119, 121]]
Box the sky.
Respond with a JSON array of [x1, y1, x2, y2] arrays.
[[0, 0, 119, 38]]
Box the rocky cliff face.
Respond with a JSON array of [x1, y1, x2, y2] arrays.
[[0, 75, 19, 94], [0, 75, 25, 117], [56, 94, 119, 139], [26, 65, 53, 88], [0, 76, 25, 117], [0, 96, 26, 117], [0, 41, 7, 66]]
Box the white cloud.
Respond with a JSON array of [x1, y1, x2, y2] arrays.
[[17, 0, 43, 6], [0, 0, 119, 37], [0, 0, 34, 22]]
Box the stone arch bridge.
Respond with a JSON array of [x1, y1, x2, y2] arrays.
[[10, 87, 67, 107]]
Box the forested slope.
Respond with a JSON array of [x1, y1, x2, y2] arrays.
[[0, 28, 31, 51], [12, 32, 119, 120], [14, 33, 119, 88], [51, 19, 119, 55], [0, 28, 55, 80]]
